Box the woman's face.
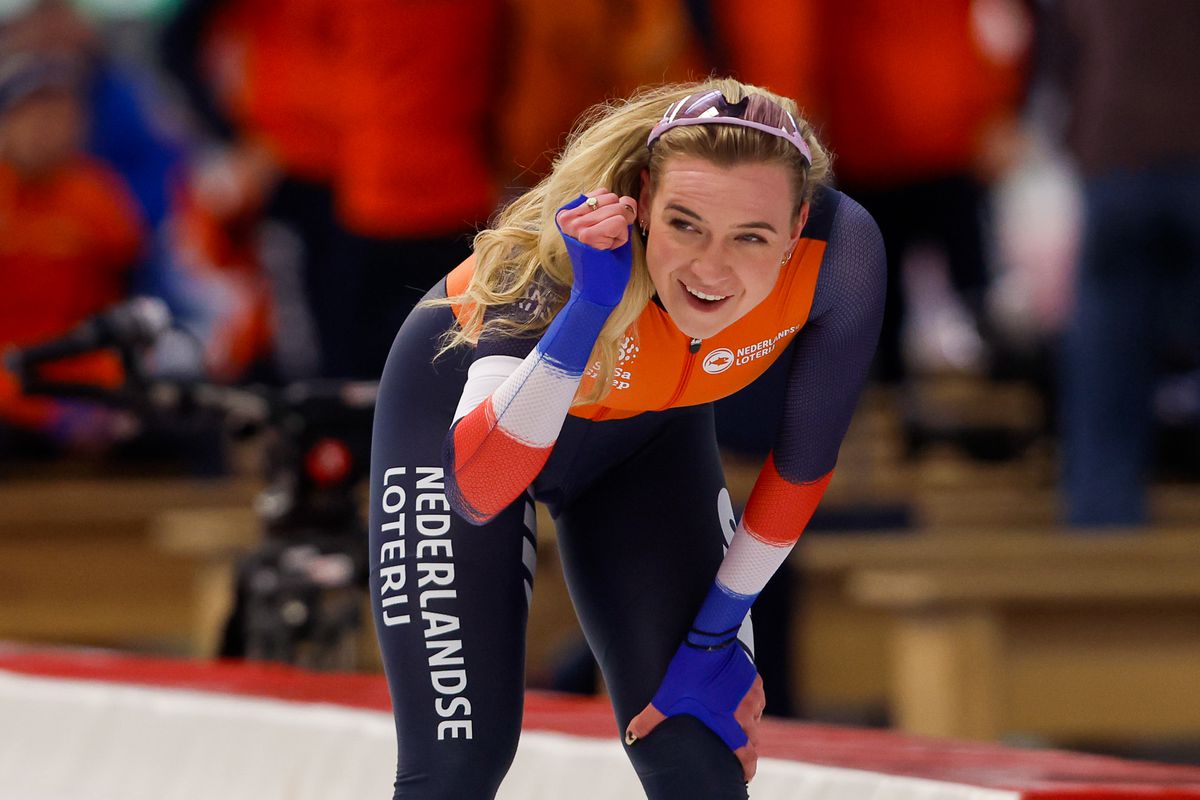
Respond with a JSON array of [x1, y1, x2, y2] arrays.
[[639, 156, 808, 340]]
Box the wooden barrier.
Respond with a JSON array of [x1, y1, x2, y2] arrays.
[[0, 477, 259, 541], [0, 478, 260, 655], [3, 387, 1198, 754], [796, 528, 1200, 743]]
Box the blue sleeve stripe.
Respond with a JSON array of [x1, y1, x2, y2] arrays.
[[688, 580, 757, 649], [534, 290, 612, 375]]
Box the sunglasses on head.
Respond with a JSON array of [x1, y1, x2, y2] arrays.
[[647, 90, 812, 166]]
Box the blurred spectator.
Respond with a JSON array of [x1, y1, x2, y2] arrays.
[[166, 175, 275, 383], [329, 0, 503, 379], [497, 0, 705, 182], [1, 0, 186, 301], [161, 0, 338, 381], [707, 0, 1033, 455], [161, 0, 508, 381], [715, 0, 1033, 382], [1053, 0, 1200, 526], [814, 0, 1034, 384], [0, 53, 144, 454]]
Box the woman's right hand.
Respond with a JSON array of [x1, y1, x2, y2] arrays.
[[554, 189, 638, 308], [625, 641, 765, 783]]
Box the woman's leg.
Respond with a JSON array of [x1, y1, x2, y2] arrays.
[[369, 287, 537, 799], [553, 407, 750, 800]]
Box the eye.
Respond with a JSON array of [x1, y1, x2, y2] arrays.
[[669, 217, 700, 233], [736, 233, 768, 244]]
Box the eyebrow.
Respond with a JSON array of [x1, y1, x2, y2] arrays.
[[665, 202, 778, 234]]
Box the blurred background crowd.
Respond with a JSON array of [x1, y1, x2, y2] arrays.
[[2, 0, 1197, 519], [0, 0, 1198, 766]]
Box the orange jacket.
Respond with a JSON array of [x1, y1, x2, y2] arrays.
[[202, 0, 343, 182], [335, 0, 502, 238], [0, 158, 143, 427], [823, 0, 1029, 184], [497, 0, 706, 181], [716, 0, 1030, 185], [712, 0, 823, 113]]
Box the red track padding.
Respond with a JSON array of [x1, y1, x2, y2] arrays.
[[2, 644, 1198, 799]]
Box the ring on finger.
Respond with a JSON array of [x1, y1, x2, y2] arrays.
[[620, 202, 635, 214], [585, 196, 599, 210]]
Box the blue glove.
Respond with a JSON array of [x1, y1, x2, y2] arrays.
[[649, 636, 758, 750], [555, 195, 633, 308], [641, 580, 759, 751]]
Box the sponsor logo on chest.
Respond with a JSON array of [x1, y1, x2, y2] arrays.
[[593, 325, 801, 390], [703, 325, 801, 374]]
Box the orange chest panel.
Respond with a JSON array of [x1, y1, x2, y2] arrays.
[[572, 238, 826, 420]]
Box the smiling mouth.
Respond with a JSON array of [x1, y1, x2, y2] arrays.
[[682, 282, 731, 303]]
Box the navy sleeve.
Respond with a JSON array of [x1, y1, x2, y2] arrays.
[[772, 192, 887, 483]]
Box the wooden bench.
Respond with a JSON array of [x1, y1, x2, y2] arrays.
[[0, 477, 259, 542], [796, 528, 1200, 743], [0, 478, 260, 656]]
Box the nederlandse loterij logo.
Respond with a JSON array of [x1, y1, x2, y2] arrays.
[[702, 348, 735, 374]]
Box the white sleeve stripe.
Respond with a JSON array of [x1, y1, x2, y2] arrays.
[[453, 355, 525, 422], [716, 521, 795, 597], [491, 358, 580, 447]]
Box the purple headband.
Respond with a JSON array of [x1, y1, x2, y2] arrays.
[[647, 90, 812, 165]]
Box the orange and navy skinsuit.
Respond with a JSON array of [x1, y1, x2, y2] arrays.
[[0, 157, 143, 432], [367, 187, 884, 799]]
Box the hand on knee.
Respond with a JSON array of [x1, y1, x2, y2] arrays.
[[625, 642, 765, 782]]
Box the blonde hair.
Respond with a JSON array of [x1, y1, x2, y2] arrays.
[[437, 77, 832, 405]]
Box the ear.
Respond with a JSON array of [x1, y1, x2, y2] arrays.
[[788, 200, 810, 252], [638, 168, 653, 221]]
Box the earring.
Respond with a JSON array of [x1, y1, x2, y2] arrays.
[[639, 219, 648, 237], [781, 248, 794, 265]]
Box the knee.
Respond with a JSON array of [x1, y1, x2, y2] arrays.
[[392, 738, 517, 800]]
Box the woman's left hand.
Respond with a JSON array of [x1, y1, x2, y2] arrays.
[[554, 191, 639, 308], [625, 644, 767, 783], [555, 189, 638, 251]]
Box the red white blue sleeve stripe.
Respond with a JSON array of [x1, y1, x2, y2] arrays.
[[443, 291, 612, 524]]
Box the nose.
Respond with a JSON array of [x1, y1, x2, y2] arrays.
[[689, 242, 732, 285]]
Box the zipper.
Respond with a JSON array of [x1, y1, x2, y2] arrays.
[[662, 338, 702, 409]]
